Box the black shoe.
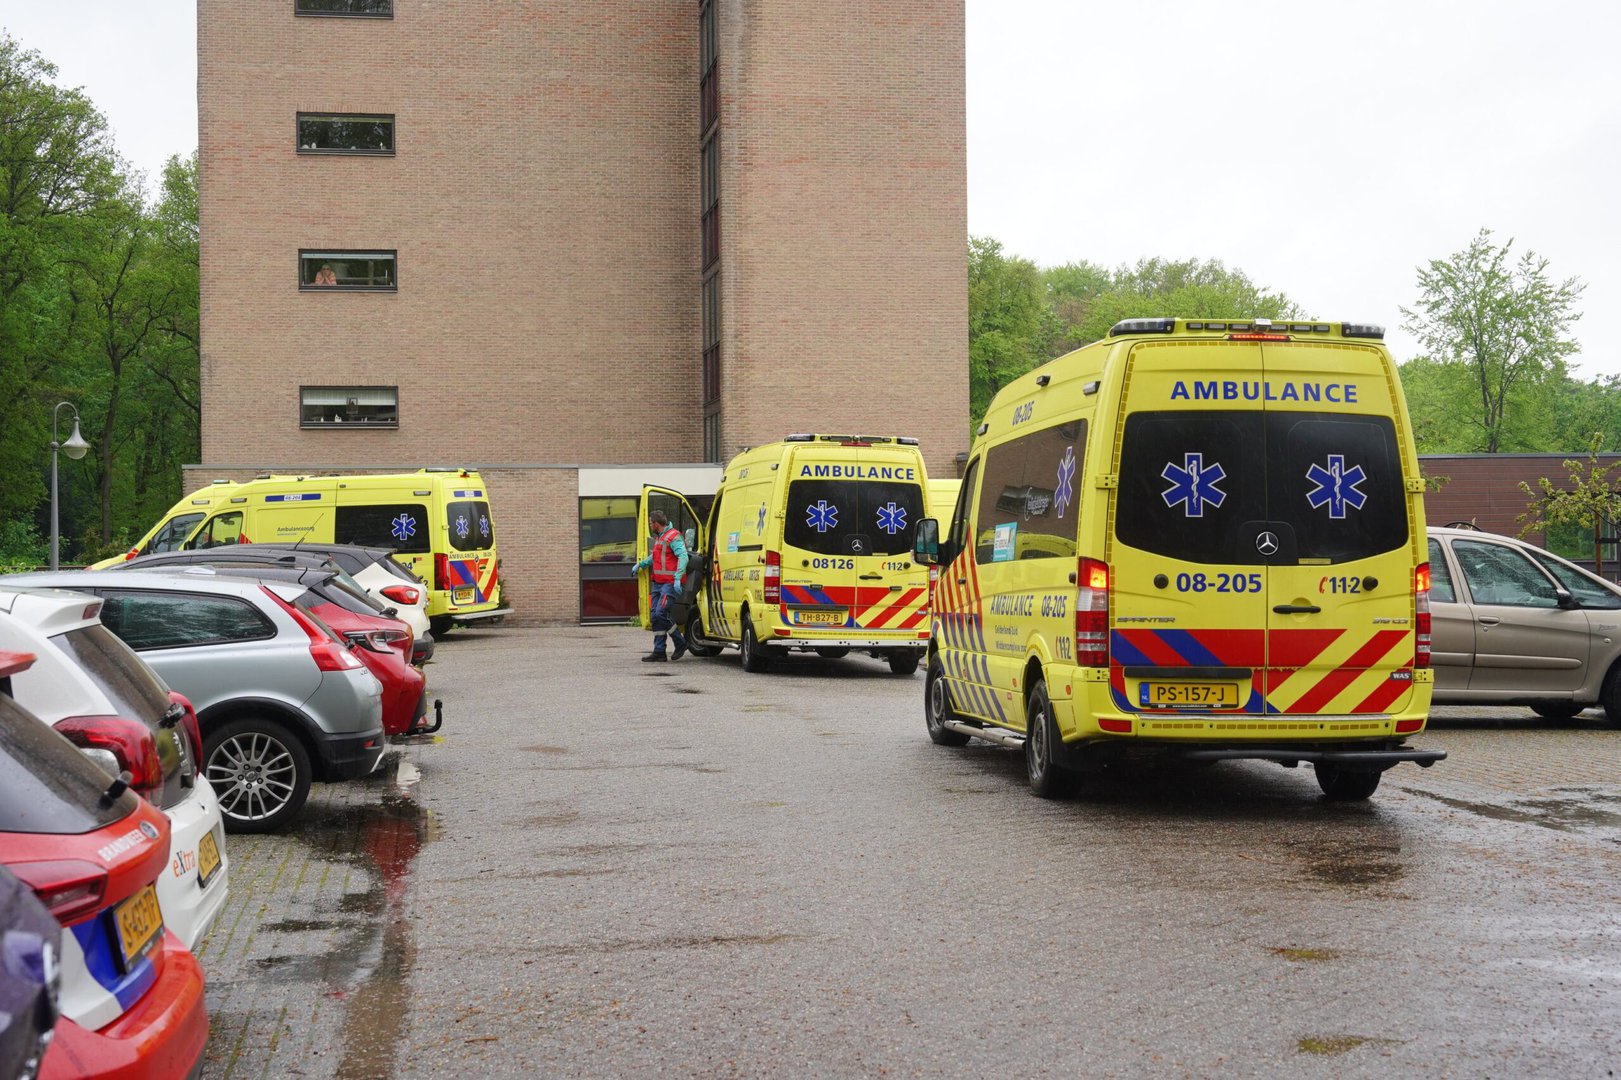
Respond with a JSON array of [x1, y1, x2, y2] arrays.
[[641, 652, 668, 663], [672, 637, 689, 661]]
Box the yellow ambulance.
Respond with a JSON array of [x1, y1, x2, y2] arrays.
[[915, 318, 1445, 800], [102, 469, 508, 635], [639, 434, 932, 674]]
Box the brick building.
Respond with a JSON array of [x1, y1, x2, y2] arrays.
[[193, 0, 968, 624], [1421, 453, 1621, 570]]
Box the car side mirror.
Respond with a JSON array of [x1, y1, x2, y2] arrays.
[[1556, 587, 1580, 610], [914, 518, 940, 566]]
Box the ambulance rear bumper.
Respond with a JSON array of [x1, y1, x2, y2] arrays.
[[451, 606, 513, 622], [1168, 746, 1447, 770], [766, 636, 926, 651]]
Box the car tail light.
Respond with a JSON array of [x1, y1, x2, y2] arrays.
[[345, 628, 410, 653], [168, 691, 203, 768], [54, 716, 163, 801], [434, 553, 451, 592], [261, 587, 364, 671], [380, 584, 421, 606], [763, 551, 781, 605], [9, 859, 107, 926], [1414, 562, 1432, 669], [1076, 557, 1110, 667]]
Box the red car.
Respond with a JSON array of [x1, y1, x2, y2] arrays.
[[0, 651, 208, 1080]]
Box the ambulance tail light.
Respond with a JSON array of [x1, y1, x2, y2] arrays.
[[1414, 563, 1432, 669], [433, 554, 451, 592], [261, 587, 365, 672], [763, 551, 781, 605], [1075, 557, 1110, 667]]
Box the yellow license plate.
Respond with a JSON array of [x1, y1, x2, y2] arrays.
[[198, 830, 222, 889], [452, 587, 475, 605], [794, 610, 846, 626], [1139, 682, 1238, 708], [114, 884, 164, 970]]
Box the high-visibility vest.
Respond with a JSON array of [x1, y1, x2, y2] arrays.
[[651, 526, 682, 583]]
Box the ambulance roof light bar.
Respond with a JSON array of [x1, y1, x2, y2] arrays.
[[1108, 318, 1176, 337], [1341, 323, 1386, 339]]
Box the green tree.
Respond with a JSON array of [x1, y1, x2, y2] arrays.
[[1401, 228, 1584, 453], [968, 236, 1052, 425], [1518, 434, 1621, 576]]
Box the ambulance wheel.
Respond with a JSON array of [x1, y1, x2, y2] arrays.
[[924, 654, 970, 746], [740, 614, 770, 673], [1024, 680, 1070, 799], [887, 651, 920, 676], [429, 616, 454, 638], [814, 648, 849, 659], [684, 611, 724, 658], [1313, 763, 1382, 801], [204, 717, 311, 833]]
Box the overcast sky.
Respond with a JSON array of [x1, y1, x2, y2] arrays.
[[3, 1, 1617, 372]]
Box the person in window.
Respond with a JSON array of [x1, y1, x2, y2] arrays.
[[313, 263, 338, 286], [632, 509, 688, 662]]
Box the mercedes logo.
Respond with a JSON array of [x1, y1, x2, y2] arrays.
[[1255, 531, 1280, 556], [851, 539, 864, 552]]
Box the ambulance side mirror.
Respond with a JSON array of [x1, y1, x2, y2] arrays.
[[684, 528, 696, 549], [914, 519, 940, 566]]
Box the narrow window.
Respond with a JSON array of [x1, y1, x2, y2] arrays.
[[295, 0, 393, 17], [300, 250, 396, 290], [297, 113, 394, 154], [300, 386, 399, 427]]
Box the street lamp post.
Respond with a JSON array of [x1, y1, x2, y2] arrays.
[[50, 402, 91, 571]]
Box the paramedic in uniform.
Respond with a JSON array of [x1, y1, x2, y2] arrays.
[[633, 509, 688, 662]]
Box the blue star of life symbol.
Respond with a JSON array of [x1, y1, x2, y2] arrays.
[[390, 513, 417, 544], [876, 501, 907, 535], [757, 505, 767, 534], [454, 514, 470, 539], [1161, 453, 1227, 518], [479, 515, 491, 539], [806, 500, 839, 533], [1305, 454, 1369, 519], [1054, 446, 1077, 518]]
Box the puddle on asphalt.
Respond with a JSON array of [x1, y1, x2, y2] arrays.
[[1412, 787, 1621, 834], [249, 753, 434, 1080], [672, 686, 704, 694], [1302, 842, 1404, 888]]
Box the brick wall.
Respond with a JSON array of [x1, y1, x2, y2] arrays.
[[1420, 453, 1621, 544], [714, 0, 969, 479]]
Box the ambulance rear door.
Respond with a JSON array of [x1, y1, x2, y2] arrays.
[[1258, 338, 1418, 717], [1110, 339, 1271, 715], [637, 486, 703, 631], [779, 445, 928, 637]]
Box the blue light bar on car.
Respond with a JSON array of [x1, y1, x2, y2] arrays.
[[1341, 323, 1385, 339], [1109, 318, 1177, 337]]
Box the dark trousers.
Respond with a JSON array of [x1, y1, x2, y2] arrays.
[[650, 581, 685, 655]]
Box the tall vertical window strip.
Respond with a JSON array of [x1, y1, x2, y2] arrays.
[[701, 134, 719, 271], [702, 273, 720, 404], [703, 411, 722, 464], [295, 0, 393, 15], [700, 1, 718, 134], [297, 114, 395, 154]]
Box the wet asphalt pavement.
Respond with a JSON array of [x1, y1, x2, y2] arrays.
[[196, 627, 1621, 1078]]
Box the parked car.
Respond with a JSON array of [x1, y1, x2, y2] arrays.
[[0, 862, 58, 1080], [0, 586, 228, 948], [137, 564, 435, 739], [1428, 525, 1621, 724], [3, 570, 387, 833], [0, 651, 209, 1080], [117, 544, 434, 662]]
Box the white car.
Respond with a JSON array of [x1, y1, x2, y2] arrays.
[[0, 586, 228, 949]]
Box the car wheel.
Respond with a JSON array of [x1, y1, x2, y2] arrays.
[[887, 651, 920, 676], [1601, 666, 1621, 727], [1314, 763, 1382, 801], [814, 647, 849, 659], [1024, 680, 1069, 798], [740, 613, 770, 673], [685, 609, 725, 658], [204, 717, 312, 833], [924, 653, 970, 746], [1530, 702, 1585, 720]]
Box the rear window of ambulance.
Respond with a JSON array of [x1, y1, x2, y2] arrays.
[[446, 501, 494, 552], [1116, 410, 1406, 565], [783, 481, 922, 557], [335, 504, 430, 554]]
